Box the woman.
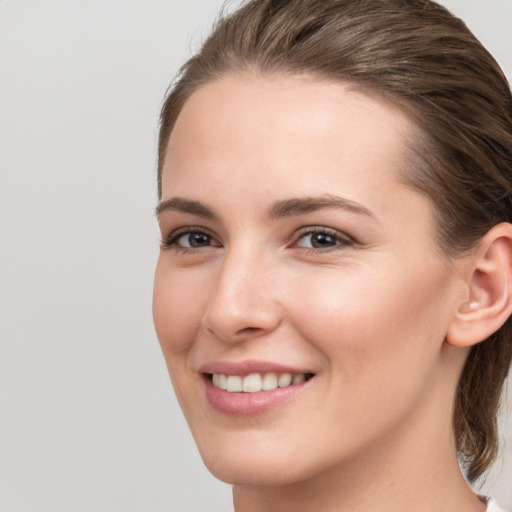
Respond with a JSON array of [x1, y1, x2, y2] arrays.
[[152, 1, 512, 511]]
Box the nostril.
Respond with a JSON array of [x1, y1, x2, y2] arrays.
[[236, 326, 262, 334]]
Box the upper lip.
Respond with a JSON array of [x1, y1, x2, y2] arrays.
[[199, 359, 313, 376]]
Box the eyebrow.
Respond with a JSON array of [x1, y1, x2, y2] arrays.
[[155, 197, 217, 219], [269, 194, 377, 221], [156, 194, 376, 221]]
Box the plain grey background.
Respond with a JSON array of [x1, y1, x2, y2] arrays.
[[0, 1, 511, 511]]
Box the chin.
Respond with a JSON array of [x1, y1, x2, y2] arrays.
[[193, 430, 329, 487], [202, 455, 309, 487], [197, 439, 281, 485]]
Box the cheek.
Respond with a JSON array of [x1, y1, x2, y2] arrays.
[[287, 261, 453, 380], [153, 261, 212, 416], [281, 263, 455, 446], [152, 260, 208, 357]]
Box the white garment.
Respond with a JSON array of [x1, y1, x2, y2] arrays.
[[487, 498, 507, 512]]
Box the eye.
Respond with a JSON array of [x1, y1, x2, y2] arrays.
[[177, 232, 212, 248], [294, 227, 352, 250], [162, 228, 220, 250]]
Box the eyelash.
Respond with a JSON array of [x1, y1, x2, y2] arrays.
[[161, 226, 354, 253], [161, 227, 219, 252], [292, 227, 354, 252]]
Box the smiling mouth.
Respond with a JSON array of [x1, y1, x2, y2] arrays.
[[208, 372, 315, 393]]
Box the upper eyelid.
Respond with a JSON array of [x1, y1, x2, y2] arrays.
[[296, 226, 348, 235], [162, 226, 220, 247], [293, 226, 354, 241], [165, 225, 215, 238]]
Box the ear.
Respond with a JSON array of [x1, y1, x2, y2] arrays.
[[446, 222, 512, 348]]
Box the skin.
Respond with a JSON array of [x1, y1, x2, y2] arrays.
[[153, 74, 487, 512]]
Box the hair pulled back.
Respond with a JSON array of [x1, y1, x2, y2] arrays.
[[158, 0, 512, 482]]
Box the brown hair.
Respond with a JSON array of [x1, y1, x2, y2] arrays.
[[158, 0, 512, 482]]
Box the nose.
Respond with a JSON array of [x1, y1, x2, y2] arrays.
[[201, 249, 282, 343]]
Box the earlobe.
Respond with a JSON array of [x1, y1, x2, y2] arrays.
[[446, 222, 512, 348]]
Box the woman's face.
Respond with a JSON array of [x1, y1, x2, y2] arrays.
[[153, 74, 467, 486]]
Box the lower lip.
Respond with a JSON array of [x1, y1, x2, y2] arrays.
[[204, 377, 310, 417]]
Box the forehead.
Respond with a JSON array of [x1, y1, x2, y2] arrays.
[[166, 73, 413, 158], [162, 73, 416, 206]]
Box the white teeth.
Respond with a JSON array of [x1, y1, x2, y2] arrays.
[[218, 374, 228, 390], [211, 372, 311, 392], [226, 375, 243, 392], [242, 373, 262, 393], [262, 372, 278, 390], [278, 373, 293, 388]]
